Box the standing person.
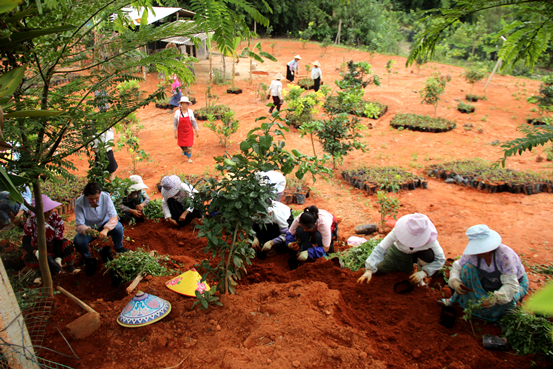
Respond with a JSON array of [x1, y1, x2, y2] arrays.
[[286, 55, 301, 82], [92, 127, 118, 181], [74, 182, 128, 265], [286, 205, 338, 261], [22, 195, 81, 285], [266, 73, 284, 113], [311, 60, 322, 92], [160, 175, 202, 227], [255, 170, 286, 202], [357, 213, 445, 286], [439, 225, 529, 322], [119, 175, 150, 222], [169, 75, 182, 112], [252, 200, 294, 257], [173, 96, 199, 163]]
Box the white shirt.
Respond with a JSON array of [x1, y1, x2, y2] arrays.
[[256, 171, 286, 194], [267, 80, 283, 99], [287, 59, 299, 73], [92, 128, 114, 152], [161, 182, 198, 219], [365, 229, 445, 276], [311, 67, 322, 80]]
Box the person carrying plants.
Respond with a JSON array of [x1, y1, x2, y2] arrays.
[[22, 195, 81, 286], [438, 225, 529, 321], [255, 170, 287, 202], [266, 73, 284, 113], [160, 175, 202, 227], [74, 182, 129, 266], [286, 55, 301, 82], [169, 74, 182, 112], [251, 199, 294, 258], [118, 175, 150, 222], [173, 96, 199, 163], [286, 205, 338, 261], [357, 213, 445, 287], [311, 60, 322, 92]]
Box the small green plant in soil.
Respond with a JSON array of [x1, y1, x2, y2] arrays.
[[500, 307, 553, 357], [462, 292, 494, 336], [324, 86, 387, 119], [390, 113, 456, 132], [104, 248, 179, 283], [320, 34, 332, 57], [195, 104, 232, 120], [336, 60, 380, 90], [143, 199, 164, 220], [420, 73, 451, 119], [193, 289, 222, 310], [298, 120, 323, 156], [385, 59, 396, 87], [463, 67, 487, 97], [205, 110, 240, 148], [457, 101, 475, 114], [326, 238, 382, 272], [376, 191, 400, 228]]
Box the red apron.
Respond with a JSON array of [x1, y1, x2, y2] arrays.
[[177, 109, 194, 147]]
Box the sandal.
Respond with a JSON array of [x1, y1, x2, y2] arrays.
[[71, 268, 82, 275], [188, 158, 193, 163]]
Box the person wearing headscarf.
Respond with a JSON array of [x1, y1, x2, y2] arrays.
[[286, 55, 301, 82], [74, 182, 128, 265], [169, 74, 182, 111], [173, 96, 199, 163], [266, 73, 284, 113], [357, 213, 445, 286], [311, 60, 322, 92], [439, 225, 529, 321], [23, 195, 80, 285], [252, 200, 294, 257], [286, 205, 338, 261], [161, 175, 202, 227], [255, 170, 286, 202], [119, 175, 150, 222]]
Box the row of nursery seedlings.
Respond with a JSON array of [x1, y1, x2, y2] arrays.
[[342, 166, 427, 194], [427, 159, 553, 195], [390, 113, 456, 133]]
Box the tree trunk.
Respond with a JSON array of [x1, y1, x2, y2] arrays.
[[310, 134, 316, 156], [232, 57, 236, 88], [434, 103, 438, 119], [31, 181, 53, 296]]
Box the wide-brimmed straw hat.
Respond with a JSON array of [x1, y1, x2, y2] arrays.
[[129, 175, 148, 192], [179, 96, 192, 104], [312, 60, 321, 67], [160, 175, 182, 199], [394, 213, 438, 248], [32, 195, 62, 213], [273, 73, 284, 80], [294, 55, 301, 60], [463, 225, 502, 255]]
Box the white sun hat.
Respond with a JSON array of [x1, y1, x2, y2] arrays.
[[294, 55, 302, 60], [394, 213, 438, 248], [129, 175, 149, 192], [463, 225, 502, 255], [312, 60, 321, 67], [179, 96, 191, 104], [160, 175, 182, 199], [273, 72, 285, 80]]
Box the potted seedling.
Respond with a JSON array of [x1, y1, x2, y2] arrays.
[[464, 68, 486, 102]]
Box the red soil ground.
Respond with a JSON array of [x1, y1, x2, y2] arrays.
[[35, 39, 553, 368]]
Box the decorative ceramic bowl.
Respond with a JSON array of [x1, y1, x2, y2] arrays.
[[117, 291, 171, 328], [165, 269, 210, 297]]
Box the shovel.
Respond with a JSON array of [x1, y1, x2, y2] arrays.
[[56, 286, 101, 339]]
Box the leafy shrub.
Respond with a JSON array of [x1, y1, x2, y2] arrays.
[[283, 85, 325, 128], [326, 238, 382, 272], [390, 113, 456, 132], [457, 101, 475, 113], [298, 77, 314, 90], [420, 73, 451, 119], [336, 60, 380, 90], [536, 75, 553, 115], [376, 191, 400, 227], [463, 68, 487, 96], [104, 248, 179, 283], [195, 104, 232, 120], [500, 308, 553, 357], [324, 87, 387, 119], [143, 199, 164, 219], [42, 176, 88, 202], [205, 111, 240, 148]]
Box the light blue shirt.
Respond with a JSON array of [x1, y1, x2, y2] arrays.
[[75, 191, 117, 229]]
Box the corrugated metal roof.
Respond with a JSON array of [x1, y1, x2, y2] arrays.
[[118, 7, 185, 25]]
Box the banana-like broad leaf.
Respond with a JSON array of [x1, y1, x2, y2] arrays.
[[525, 284, 553, 315], [0, 166, 25, 203], [4, 110, 63, 118], [0, 66, 25, 98], [0, 0, 20, 14]]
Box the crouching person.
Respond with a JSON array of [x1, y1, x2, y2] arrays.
[[22, 195, 80, 285], [119, 175, 150, 222], [160, 175, 202, 227], [252, 200, 294, 257], [286, 205, 338, 261], [74, 182, 128, 266], [357, 213, 445, 286], [440, 225, 529, 321]]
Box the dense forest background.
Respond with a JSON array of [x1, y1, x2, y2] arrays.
[[163, 0, 553, 78]]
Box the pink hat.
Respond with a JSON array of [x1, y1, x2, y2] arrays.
[[32, 195, 62, 213], [394, 213, 437, 248]]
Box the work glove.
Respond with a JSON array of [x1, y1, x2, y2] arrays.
[[288, 242, 300, 252], [34, 250, 39, 259], [261, 240, 273, 252], [409, 270, 427, 284], [252, 237, 260, 250], [450, 279, 467, 295], [481, 295, 497, 309], [55, 257, 63, 268], [357, 270, 372, 284], [297, 250, 308, 261]]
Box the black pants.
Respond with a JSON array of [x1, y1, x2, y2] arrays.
[[167, 198, 202, 227], [95, 150, 118, 174], [313, 77, 321, 92], [286, 69, 294, 82], [269, 96, 282, 113], [295, 226, 336, 254], [412, 248, 435, 263]]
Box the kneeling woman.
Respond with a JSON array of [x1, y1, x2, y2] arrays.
[[252, 200, 294, 257], [22, 195, 80, 285], [161, 175, 202, 227], [441, 224, 528, 321], [286, 205, 338, 261]]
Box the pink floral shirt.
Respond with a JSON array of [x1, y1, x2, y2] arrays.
[[23, 211, 65, 248], [458, 244, 526, 279]]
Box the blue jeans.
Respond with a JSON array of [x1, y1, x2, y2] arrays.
[[73, 222, 124, 259]]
